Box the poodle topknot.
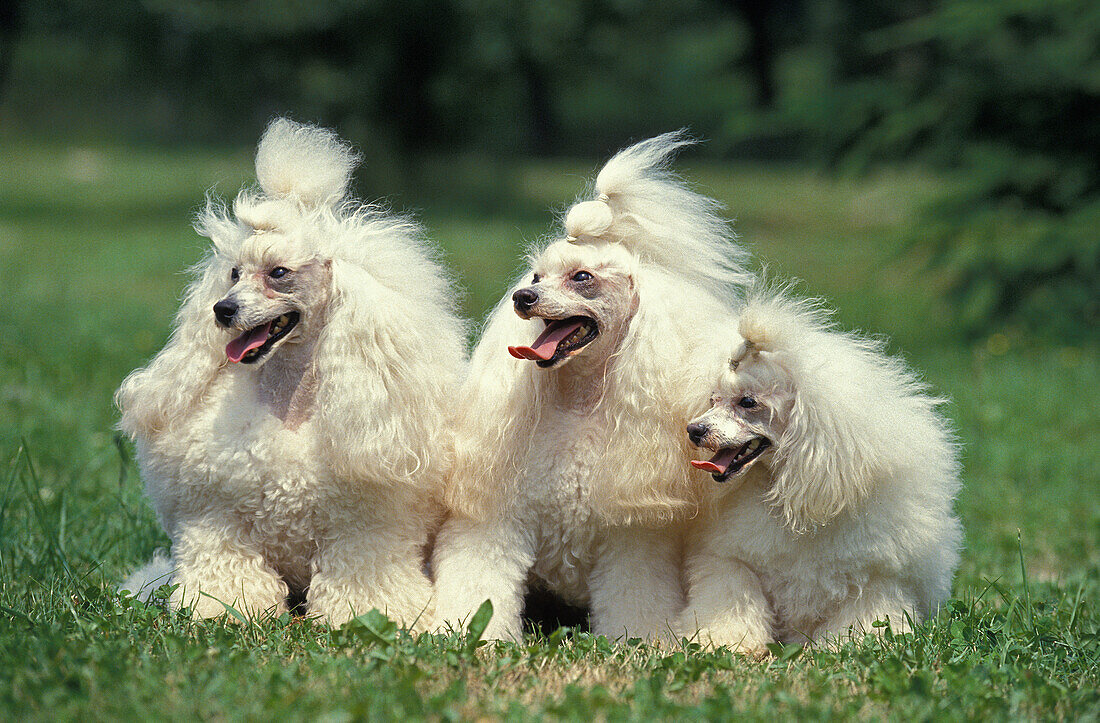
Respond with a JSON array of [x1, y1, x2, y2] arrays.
[[433, 132, 748, 642], [254, 118, 359, 205], [563, 129, 751, 297], [679, 289, 962, 651], [117, 118, 465, 626]]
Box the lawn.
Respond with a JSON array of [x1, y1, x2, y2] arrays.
[[1, 140, 1097, 720]]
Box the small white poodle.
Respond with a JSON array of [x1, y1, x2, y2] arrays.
[[432, 132, 750, 642], [679, 291, 962, 651], [117, 119, 465, 626]]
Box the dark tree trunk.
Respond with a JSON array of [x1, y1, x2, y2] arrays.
[[0, 0, 23, 102], [734, 0, 777, 108], [519, 53, 556, 156]]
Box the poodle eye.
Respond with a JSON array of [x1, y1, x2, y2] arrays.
[[230, 268, 240, 282], [269, 267, 289, 279], [738, 396, 758, 409], [531, 273, 541, 284], [571, 270, 593, 282]]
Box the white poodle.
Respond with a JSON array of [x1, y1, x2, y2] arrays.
[[432, 132, 751, 642], [117, 119, 465, 626], [679, 291, 962, 652]]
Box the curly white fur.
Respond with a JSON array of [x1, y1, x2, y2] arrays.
[[117, 118, 465, 627], [432, 133, 748, 642], [679, 290, 962, 652]]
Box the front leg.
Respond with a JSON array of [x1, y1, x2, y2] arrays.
[[170, 515, 288, 620], [588, 525, 682, 644], [308, 526, 434, 629], [678, 553, 772, 655], [813, 577, 917, 644], [432, 515, 536, 642]]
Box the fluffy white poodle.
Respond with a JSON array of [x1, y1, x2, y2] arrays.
[[680, 291, 962, 651], [117, 119, 465, 626], [432, 132, 751, 642]]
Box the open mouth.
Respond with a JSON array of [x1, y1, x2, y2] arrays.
[[691, 437, 771, 482], [507, 316, 599, 368], [225, 312, 300, 364]]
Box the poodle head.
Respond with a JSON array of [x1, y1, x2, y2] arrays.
[[203, 118, 360, 367], [120, 116, 466, 459], [212, 234, 332, 365], [687, 339, 791, 485], [686, 292, 925, 530], [506, 241, 639, 371]]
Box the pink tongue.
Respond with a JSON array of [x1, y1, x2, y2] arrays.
[[508, 319, 585, 361], [226, 322, 272, 363], [691, 447, 739, 475]]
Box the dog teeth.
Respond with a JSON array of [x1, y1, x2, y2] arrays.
[[747, 439, 760, 451], [561, 322, 593, 348], [271, 315, 290, 335]]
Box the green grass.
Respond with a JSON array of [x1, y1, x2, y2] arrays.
[[1, 141, 1097, 720]]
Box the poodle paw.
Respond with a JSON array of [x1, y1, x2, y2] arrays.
[[692, 625, 772, 657], [478, 616, 523, 643], [172, 579, 288, 621]]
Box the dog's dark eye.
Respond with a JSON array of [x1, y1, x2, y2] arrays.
[[738, 396, 758, 409], [572, 270, 593, 282], [230, 267, 239, 282], [269, 267, 289, 279], [532, 273, 541, 284]]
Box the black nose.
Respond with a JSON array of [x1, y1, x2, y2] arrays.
[[686, 423, 708, 445], [513, 288, 539, 311], [213, 299, 238, 326]]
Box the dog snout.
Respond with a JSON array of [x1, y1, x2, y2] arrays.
[[513, 287, 539, 312], [213, 299, 239, 327], [686, 422, 709, 446]]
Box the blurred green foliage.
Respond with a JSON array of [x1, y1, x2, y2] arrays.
[[0, 0, 773, 155], [1, 0, 1096, 338], [807, 0, 1100, 339]]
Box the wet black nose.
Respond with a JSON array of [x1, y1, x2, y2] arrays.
[[513, 288, 539, 311], [213, 299, 238, 326], [686, 423, 708, 445]]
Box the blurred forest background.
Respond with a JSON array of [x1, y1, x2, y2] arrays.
[[0, 0, 1097, 336]]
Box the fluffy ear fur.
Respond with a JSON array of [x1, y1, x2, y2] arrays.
[[254, 118, 359, 207], [586, 268, 737, 524], [565, 130, 751, 298], [444, 278, 543, 520], [738, 292, 955, 531], [311, 215, 466, 492], [115, 246, 233, 440]]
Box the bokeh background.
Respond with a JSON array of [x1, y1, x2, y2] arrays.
[[3, 0, 1096, 336], [0, 0, 1098, 717]]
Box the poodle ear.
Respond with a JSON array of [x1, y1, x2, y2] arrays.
[[444, 287, 541, 520], [115, 251, 229, 439], [588, 269, 736, 524], [766, 383, 884, 531], [740, 298, 889, 531], [310, 255, 464, 493], [254, 118, 360, 207]]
